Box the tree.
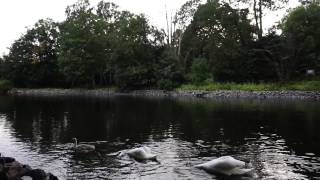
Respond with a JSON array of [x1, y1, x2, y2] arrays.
[[181, 1, 254, 81], [112, 12, 157, 89], [154, 49, 184, 90], [58, 0, 107, 87], [230, 0, 288, 39], [187, 58, 211, 84], [3, 19, 60, 87], [244, 33, 293, 82], [254, 0, 289, 39], [58, 0, 178, 89], [243, 3, 320, 82], [95, 1, 122, 85], [3, 0, 318, 89], [299, 0, 320, 5], [96, 1, 120, 22], [0, 57, 4, 80], [281, 3, 320, 77], [173, 0, 202, 57]]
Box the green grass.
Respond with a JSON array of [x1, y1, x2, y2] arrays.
[[176, 81, 320, 91], [0, 80, 12, 93]]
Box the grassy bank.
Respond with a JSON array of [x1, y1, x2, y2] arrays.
[[3, 81, 320, 93], [176, 81, 320, 91]]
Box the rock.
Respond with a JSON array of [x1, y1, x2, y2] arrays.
[[4, 161, 31, 180], [0, 154, 58, 180], [21, 169, 58, 180], [0, 157, 16, 164]]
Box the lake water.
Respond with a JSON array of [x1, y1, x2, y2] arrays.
[[0, 95, 319, 179]]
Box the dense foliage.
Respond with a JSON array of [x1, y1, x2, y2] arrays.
[[1, 19, 60, 87], [0, 0, 319, 90], [0, 80, 12, 94]]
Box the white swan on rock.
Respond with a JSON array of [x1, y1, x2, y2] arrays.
[[72, 138, 95, 153], [195, 156, 253, 176], [126, 146, 157, 161]]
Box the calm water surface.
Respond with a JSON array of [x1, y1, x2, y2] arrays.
[[0, 95, 320, 179]]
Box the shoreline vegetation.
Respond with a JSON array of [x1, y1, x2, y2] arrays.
[[178, 81, 320, 91], [1, 1, 320, 93], [8, 81, 320, 100], [0, 80, 12, 94], [3, 79, 320, 100]]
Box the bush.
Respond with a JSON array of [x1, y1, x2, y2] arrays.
[[156, 65, 184, 90], [0, 80, 13, 94], [114, 66, 155, 90], [156, 79, 175, 90], [177, 81, 320, 91], [154, 50, 184, 90], [187, 58, 212, 85]]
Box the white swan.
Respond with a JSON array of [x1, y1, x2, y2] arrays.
[[195, 156, 253, 176], [72, 138, 95, 153], [126, 146, 157, 161]]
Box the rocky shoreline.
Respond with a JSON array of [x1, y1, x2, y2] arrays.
[[8, 88, 320, 100], [0, 153, 58, 180]]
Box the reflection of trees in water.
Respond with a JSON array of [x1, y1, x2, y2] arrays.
[[172, 98, 320, 178], [0, 96, 320, 178], [0, 96, 14, 112], [1, 96, 320, 154], [174, 98, 320, 153], [1, 97, 69, 148]]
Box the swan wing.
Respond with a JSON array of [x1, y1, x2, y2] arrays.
[[21, 177, 33, 180], [214, 156, 245, 170], [195, 156, 249, 175], [142, 146, 152, 154], [197, 156, 244, 170], [127, 147, 157, 160], [144, 153, 157, 160], [142, 146, 157, 159], [76, 144, 95, 152], [195, 159, 220, 170], [127, 148, 144, 159]]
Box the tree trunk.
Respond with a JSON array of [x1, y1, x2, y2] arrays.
[[233, 9, 246, 45], [258, 0, 263, 39], [170, 13, 173, 47], [253, 0, 261, 39], [165, 7, 170, 46], [177, 32, 184, 58]]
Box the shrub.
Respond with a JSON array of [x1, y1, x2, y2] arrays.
[[187, 58, 212, 85], [0, 80, 13, 94]]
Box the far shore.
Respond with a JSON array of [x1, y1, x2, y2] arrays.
[[7, 88, 320, 101]]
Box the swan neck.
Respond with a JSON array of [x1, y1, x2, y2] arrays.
[[74, 139, 78, 148]]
